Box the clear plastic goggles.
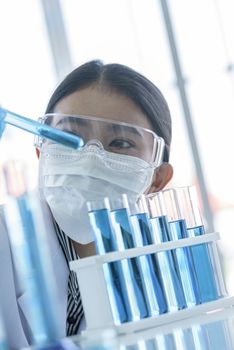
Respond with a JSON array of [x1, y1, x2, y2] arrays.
[[35, 113, 165, 167]]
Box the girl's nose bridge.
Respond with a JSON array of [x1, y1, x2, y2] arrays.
[[85, 138, 104, 150], [85, 122, 107, 146]]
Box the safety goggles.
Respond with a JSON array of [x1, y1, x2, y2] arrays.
[[35, 114, 165, 167]]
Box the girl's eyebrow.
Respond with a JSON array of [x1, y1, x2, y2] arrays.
[[107, 124, 143, 137], [55, 116, 88, 127], [55, 117, 143, 138]]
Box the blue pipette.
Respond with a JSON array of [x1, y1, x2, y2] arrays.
[[0, 107, 84, 149]]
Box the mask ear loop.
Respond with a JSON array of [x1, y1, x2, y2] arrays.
[[153, 137, 165, 168], [34, 117, 44, 148]]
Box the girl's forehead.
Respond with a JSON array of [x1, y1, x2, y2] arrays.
[[53, 87, 152, 131]]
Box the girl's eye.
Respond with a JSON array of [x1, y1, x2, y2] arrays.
[[109, 139, 135, 149]]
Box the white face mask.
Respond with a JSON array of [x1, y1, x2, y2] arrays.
[[39, 144, 155, 244]]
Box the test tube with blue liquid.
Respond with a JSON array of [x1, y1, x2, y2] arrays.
[[177, 185, 227, 298], [146, 191, 186, 311], [174, 185, 220, 302], [108, 194, 160, 319], [2, 161, 62, 347], [87, 199, 127, 324], [204, 319, 234, 350], [155, 333, 177, 350], [0, 311, 8, 350], [104, 197, 145, 322], [0, 107, 84, 149], [190, 325, 210, 350], [78, 327, 118, 350], [88, 197, 143, 322], [172, 329, 193, 350], [162, 188, 200, 306], [129, 195, 167, 314]]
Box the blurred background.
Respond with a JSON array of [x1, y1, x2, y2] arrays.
[[0, 0, 233, 293]]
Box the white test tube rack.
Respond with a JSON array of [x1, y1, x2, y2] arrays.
[[70, 232, 234, 335]]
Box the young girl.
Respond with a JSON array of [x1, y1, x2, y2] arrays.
[[0, 60, 173, 348]]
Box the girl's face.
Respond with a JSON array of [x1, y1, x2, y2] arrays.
[[52, 86, 157, 163]]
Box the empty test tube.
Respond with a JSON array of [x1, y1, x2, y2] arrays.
[[146, 192, 186, 311], [174, 185, 220, 302]]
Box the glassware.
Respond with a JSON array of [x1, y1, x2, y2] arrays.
[[2, 161, 62, 347], [174, 186, 221, 302], [162, 188, 200, 306], [79, 328, 118, 350], [87, 199, 127, 324], [0, 311, 8, 350], [107, 195, 152, 319], [0, 107, 83, 149], [129, 195, 167, 314], [35, 113, 165, 166], [146, 192, 186, 311]]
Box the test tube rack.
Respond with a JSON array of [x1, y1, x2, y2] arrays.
[[70, 232, 234, 335], [115, 306, 234, 349]]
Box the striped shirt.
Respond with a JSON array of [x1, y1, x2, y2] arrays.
[[53, 219, 84, 336]]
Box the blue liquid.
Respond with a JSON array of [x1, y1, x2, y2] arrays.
[[156, 334, 177, 350], [0, 342, 8, 350], [205, 320, 233, 350], [0, 314, 7, 350], [111, 208, 158, 319], [38, 341, 67, 350], [0, 108, 84, 149], [187, 226, 218, 302], [189, 325, 209, 350], [169, 219, 200, 306], [89, 208, 128, 323], [150, 216, 186, 311], [133, 213, 167, 314], [144, 339, 157, 350], [6, 195, 60, 345], [124, 346, 138, 350], [181, 328, 196, 349]]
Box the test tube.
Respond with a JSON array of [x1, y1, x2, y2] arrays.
[[190, 325, 210, 350], [108, 195, 155, 319], [143, 339, 158, 350], [155, 333, 178, 350], [162, 188, 200, 306], [174, 186, 220, 302], [79, 328, 118, 350], [146, 191, 186, 312], [2, 162, 62, 347], [0, 311, 8, 350], [172, 329, 191, 350], [88, 198, 142, 322], [129, 195, 167, 314], [206, 319, 234, 350], [87, 199, 127, 324], [0, 107, 84, 149]]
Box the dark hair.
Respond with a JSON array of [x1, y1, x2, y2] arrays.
[[45, 60, 172, 162]]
